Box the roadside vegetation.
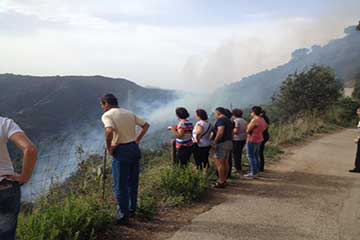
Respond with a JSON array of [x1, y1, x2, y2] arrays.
[[17, 65, 359, 240]]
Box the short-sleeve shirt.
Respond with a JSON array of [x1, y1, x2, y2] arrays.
[[101, 108, 147, 146], [214, 117, 233, 144], [233, 117, 248, 141], [175, 120, 194, 148], [192, 120, 212, 147], [247, 117, 268, 144], [0, 117, 24, 182]]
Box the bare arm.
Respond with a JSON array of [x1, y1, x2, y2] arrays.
[[136, 122, 150, 144], [246, 119, 258, 134], [195, 125, 204, 143], [233, 127, 240, 135], [214, 126, 225, 144], [6, 132, 38, 184], [171, 127, 185, 138], [105, 127, 115, 155]]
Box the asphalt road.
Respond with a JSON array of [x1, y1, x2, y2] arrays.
[[169, 129, 360, 240]]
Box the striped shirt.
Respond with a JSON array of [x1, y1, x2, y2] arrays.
[[175, 120, 194, 148]]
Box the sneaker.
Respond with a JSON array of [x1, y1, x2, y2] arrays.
[[349, 168, 360, 173], [243, 173, 255, 179]]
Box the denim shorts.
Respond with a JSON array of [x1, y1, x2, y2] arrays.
[[0, 180, 21, 240], [214, 140, 233, 160]]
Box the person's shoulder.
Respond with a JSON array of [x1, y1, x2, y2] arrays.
[[0, 116, 15, 126], [198, 120, 208, 126], [0, 116, 7, 123]]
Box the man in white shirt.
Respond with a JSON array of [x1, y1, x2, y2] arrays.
[[0, 117, 37, 240], [100, 94, 150, 225]]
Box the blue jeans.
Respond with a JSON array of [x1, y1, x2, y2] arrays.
[[112, 143, 141, 218], [0, 181, 21, 240], [247, 142, 261, 175]]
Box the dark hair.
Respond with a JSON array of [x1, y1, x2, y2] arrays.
[[224, 108, 232, 119], [176, 107, 190, 119], [215, 107, 227, 116], [196, 109, 208, 121], [101, 93, 118, 107], [251, 106, 263, 116], [232, 108, 243, 118]]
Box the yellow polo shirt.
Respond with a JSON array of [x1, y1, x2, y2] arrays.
[[101, 108, 147, 146]]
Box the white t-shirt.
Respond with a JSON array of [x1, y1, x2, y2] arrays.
[[192, 120, 212, 147], [0, 117, 23, 182]]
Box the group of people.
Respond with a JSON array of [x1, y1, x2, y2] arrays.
[[169, 105, 270, 188], [4, 93, 360, 237]]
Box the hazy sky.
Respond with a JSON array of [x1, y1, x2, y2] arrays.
[[0, 0, 359, 90]]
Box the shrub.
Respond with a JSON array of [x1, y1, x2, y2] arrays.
[[137, 186, 159, 220], [326, 97, 359, 127], [269, 112, 334, 145], [160, 166, 208, 205], [17, 195, 113, 240], [352, 72, 360, 101], [273, 65, 342, 119]]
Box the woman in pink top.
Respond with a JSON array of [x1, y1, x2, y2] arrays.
[[244, 106, 268, 178]]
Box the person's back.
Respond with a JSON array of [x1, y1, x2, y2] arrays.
[[233, 117, 247, 141], [214, 116, 233, 143], [247, 117, 268, 144], [193, 120, 211, 147], [0, 116, 37, 239], [0, 117, 20, 179], [102, 108, 146, 145], [175, 119, 194, 148]]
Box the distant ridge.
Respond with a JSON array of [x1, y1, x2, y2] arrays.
[[217, 25, 360, 107]]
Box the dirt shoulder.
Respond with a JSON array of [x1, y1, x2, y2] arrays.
[[101, 129, 360, 240]]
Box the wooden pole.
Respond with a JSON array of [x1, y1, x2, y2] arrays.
[[102, 147, 107, 202], [171, 140, 177, 165]]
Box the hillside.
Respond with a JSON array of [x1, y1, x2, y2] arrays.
[[217, 25, 360, 107], [0, 74, 175, 141], [0, 74, 176, 200]]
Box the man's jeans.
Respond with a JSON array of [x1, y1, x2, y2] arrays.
[[0, 181, 21, 240], [247, 142, 261, 175], [112, 143, 141, 219]]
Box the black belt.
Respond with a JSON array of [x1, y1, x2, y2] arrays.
[[117, 141, 136, 146], [0, 179, 16, 191]]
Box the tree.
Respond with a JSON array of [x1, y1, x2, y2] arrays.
[[273, 65, 343, 118], [352, 72, 360, 101]]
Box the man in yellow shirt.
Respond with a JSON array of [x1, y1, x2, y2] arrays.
[[100, 94, 150, 225]]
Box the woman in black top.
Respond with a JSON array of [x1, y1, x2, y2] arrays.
[[211, 107, 233, 188]]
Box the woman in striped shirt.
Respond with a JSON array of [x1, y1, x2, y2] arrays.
[[169, 107, 194, 166]]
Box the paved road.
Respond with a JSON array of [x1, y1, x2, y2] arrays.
[[169, 129, 360, 240]]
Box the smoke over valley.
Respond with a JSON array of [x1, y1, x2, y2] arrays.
[[1, 0, 360, 201]]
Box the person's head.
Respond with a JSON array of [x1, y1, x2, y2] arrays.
[[357, 108, 360, 117], [251, 106, 262, 118], [215, 107, 227, 120], [175, 107, 190, 120], [100, 93, 118, 112], [232, 108, 243, 118], [195, 109, 208, 121], [224, 108, 232, 119]]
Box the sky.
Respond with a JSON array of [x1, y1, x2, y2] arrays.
[[0, 0, 359, 91]]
